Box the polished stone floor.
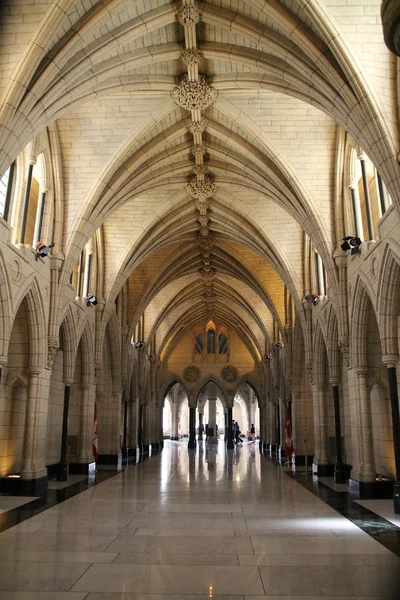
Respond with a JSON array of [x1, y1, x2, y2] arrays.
[[0, 441, 400, 599]]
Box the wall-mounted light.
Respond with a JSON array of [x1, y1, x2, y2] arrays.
[[274, 342, 283, 349], [264, 353, 272, 361], [341, 236, 362, 255], [134, 341, 145, 349], [146, 353, 156, 362], [304, 293, 319, 306], [86, 293, 98, 307], [36, 241, 55, 259]]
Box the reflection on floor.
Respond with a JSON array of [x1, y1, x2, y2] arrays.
[[0, 441, 399, 599], [47, 475, 89, 491]]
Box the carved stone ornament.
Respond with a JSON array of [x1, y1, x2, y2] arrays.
[[190, 122, 206, 137], [197, 234, 214, 250], [198, 215, 209, 228], [187, 175, 216, 200], [339, 338, 350, 368], [306, 361, 313, 384], [178, 3, 200, 26], [191, 144, 207, 157], [221, 365, 238, 383], [47, 339, 59, 369], [196, 200, 209, 215], [184, 365, 201, 383], [172, 75, 216, 111], [94, 361, 102, 385], [200, 266, 216, 279], [181, 47, 201, 67], [199, 225, 210, 237]]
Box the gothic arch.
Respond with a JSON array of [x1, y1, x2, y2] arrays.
[[376, 243, 400, 357]]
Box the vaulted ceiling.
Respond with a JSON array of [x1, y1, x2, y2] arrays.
[[0, 0, 397, 358]]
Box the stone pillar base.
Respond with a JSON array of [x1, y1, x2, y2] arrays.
[[0, 475, 48, 496], [188, 439, 196, 450], [292, 454, 313, 467], [69, 461, 96, 475], [142, 444, 150, 455], [334, 462, 352, 483], [349, 478, 394, 499], [313, 463, 335, 477], [170, 436, 179, 441], [152, 443, 160, 453], [97, 453, 122, 468]]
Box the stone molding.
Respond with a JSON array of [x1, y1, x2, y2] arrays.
[[183, 365, 201, 383], [186, 175, 216, 200], [177, 3, 200, 26]]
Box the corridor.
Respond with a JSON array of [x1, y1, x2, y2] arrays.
[[0, 442, 400, 598]]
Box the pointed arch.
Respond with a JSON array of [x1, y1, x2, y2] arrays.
[[376, 243, 400, 357]]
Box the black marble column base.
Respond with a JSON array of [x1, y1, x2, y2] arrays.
[[69, 461, 96, 475], [227, 439, 234, 450], [170, 436, 179, 441], [0, 475, 48, 496], [142, 444, 150, 455], [97, 453, 122, 468], [151, 443, 160, 453], [313, 463, 335, 477], [292, 454, 313, 467], [269, 443, 279, 454], [334, 462, 352, 484], [349, 478, 394, 499], [393, 481, 400, 514], [128, 447, 137, 457], [187, 439, 196, 450]]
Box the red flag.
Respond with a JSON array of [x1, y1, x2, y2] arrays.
[[92, 401, 98, 461]]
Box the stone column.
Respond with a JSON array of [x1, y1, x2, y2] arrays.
[[20, 368, 48, 493], [98, 392, 122, 466], [75, 383, 95, 471], [382, 355, 400, 513], [170, 401, 179, 440], [227, 406, 234, 449], [121, 387, 129, 456], [57, 377, 73, 481], [198, 412, 204, 440], [350, 369, 376, 490], [128, 397, 138, 458], [268, 401, 277, 452], [188, 406, 196, 450], [313, 384, 331, 474], [142, 402, 150, 454], [330, 378, 348, 483], [278, 397, 286, 456], [207, 383, 217, 443]]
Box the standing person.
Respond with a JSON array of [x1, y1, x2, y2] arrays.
[[250, 423, 256, 443]]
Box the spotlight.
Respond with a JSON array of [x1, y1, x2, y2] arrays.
[[146, 353, 156, 362], [341, 236, 362, 255], [134, 341, 145, 349], [86, 293, 98, 307], [304, 292, 319, 306], [264, 353, 272, 361], [36, 241, 55, 259], [274, 342, 283, 349]]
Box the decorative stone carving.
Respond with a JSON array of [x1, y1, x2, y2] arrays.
[[94, 361, 102, 385], [339, 338, 350, 368], [306, 361, 313, 384], [181, 48, 201, 67], [184, 365, 200, 383], [221, 365, 238, 383], [197, 215, 209, 228], [199, 225, 210, 237], [172, 75, 216, 111], [200, 266, 216, 279], [191, 144, 207, 157], [186, 175, 216, 200], [177, 3, 200, 26], [190, 122, 206, 137], [195, 200, 209, 215], [47, 338, 59, 369], [197, 234, 214, 250]]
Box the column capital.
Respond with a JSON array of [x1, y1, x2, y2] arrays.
[[382, 354, 399, 368], [28, 367, 42, 377], [355, 367, 368, 377], [63, 377, 73, 386], [81, 383, 90, 391], [329, 378, 340, 386]]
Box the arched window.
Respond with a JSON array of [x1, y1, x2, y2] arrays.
[[207, 328, 215, 354], [218, 332, 228, 354], [0, 163, 15, 221], [195, 332, 203, 353]]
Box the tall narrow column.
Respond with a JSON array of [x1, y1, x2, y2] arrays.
[[171, 401, 179, 440], [258, 406, 264, 452], [121, 395, 129, 456], [20, 161, 35, 244], [350, 186, 364, 240], [188, 406, 196, 449], [313, 384, 330, 473], [58, 378, 72, 481], [207, 383, 217, 442], [331, 379, 347, 483], [383, 357, 400, 513], [137, 402, 143, 452], [227, 407, 234, 449], [142, 403, 149, 455], [352, 369, 376, 488], [20, 369, 47, 492], [198, 412, 204, 440], [128, 397, 138, 459], [76, 384, 93, 469]]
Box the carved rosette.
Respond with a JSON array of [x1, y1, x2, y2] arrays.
[[339, 338, 350, 368], [47, 339, 59, 369], [184, 365, 201, 383], [197, 234, 214, 251], [221, 365, 238, 383], [191, 144, 207, 157], [181, 47, 201, 67], [178, 4, 200, 26], [172, 75, 216, 111], [186, 175, 216, 200]]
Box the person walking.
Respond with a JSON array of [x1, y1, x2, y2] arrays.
[[250, 423, 256, 443], [235, 421, 243, 444]]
